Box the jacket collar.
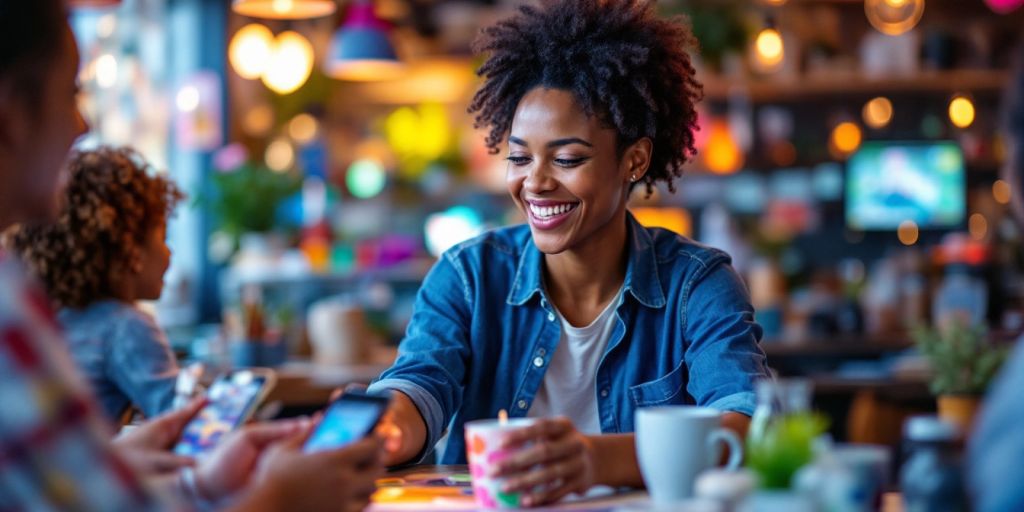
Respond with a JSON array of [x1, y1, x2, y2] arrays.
[[506, 213, 666, 309]]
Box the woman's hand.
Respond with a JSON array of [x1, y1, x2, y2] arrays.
[[335, 385, 426, 467], [490, 417, 598, 507]]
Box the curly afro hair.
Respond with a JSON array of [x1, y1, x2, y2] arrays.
[[468, 0, 703, 196], [4, 146, 184, 308]]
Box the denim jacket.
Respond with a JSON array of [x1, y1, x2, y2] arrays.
[[368, 214, 769, 464]]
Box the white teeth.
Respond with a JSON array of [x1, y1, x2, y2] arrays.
[[530, 203, 576, 219]]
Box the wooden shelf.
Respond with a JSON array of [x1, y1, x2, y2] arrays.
[[761, 337, 913, 357], [702, 69, 1010, 103]]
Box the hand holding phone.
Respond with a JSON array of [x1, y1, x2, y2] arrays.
[[173, 369, 276, 457], [303, 391, 391, 453]]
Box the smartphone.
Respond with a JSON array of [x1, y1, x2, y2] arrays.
[[303, 391, 391, 454], [173, 368, 276, 457]]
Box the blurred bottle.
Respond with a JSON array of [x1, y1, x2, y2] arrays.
[[932, 264, 988, 329], [900, 416, 968, 512], [747, 379, 822, 490]]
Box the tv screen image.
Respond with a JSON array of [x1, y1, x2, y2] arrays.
[[845, 141, 965, 230]]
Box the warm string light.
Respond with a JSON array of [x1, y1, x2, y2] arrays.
[[865, 0, 925, 35], [753, 27, 784, 72], [949, 95, 976, 129], [862, 97, 893, 129], [830, 122, 863, 156]]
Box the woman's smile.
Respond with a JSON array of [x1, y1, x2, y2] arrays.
[[525, 199, 581, 230]]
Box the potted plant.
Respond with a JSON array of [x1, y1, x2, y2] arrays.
[[912, 321, 1008, 432]]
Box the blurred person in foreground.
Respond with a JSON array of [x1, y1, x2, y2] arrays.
[[6, 147, 186, 423], [968, 42, 1024, 512], [0, 1, 382, 510]]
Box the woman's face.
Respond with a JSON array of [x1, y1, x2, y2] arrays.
[[1, 23, 88, 226], [505, 87, 650, 255]]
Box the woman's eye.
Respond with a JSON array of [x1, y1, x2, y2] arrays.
[[506, 156, 531, 165], [554, 157, 587, 167]]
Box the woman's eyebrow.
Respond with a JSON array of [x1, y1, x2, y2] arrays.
[[508, 135, 593, 148]]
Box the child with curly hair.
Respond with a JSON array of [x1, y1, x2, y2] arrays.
[[6, 146, 185, 423]]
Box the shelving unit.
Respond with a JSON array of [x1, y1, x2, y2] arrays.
[[702, 69, 1010, 103]]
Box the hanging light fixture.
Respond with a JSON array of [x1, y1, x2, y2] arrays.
[[864, 0, 925, 36], [325, 0, 404, 81], [229, 24, 275, 80], [69, 0, 122, 8], [232, 0, 336, 20], [753, 27, 785, 72], [261, 31, 314, 95]]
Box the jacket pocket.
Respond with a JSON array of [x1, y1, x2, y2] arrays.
[[629, 359, 688, 407]]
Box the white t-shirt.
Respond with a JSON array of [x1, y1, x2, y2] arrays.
[[527, 292, 621, 434]]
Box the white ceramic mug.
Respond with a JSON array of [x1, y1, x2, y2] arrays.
[[636, 406, 743, 504]]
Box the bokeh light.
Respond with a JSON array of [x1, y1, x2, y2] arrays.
[[865, 0, 925, 35], [265, 137, 295, 172], [261, 31, 314, 95], [175, 85, 200, 113], [754, 28, 784, 72], [96, 54, 118, 88], [704, 120, 744, 175], [969, 213, 989, 241], [288, 113, 319, 145], [346, 159, 388, 199], [993, 179, 1012, 205], [229, 24, 274, 80], [949, 96, 976, 129], [862, 97, 893, 129], [243, 105, 275, 137], [898, 220, 919, 245], [425, 206, 484, 258], [830, 122, 863, 156]]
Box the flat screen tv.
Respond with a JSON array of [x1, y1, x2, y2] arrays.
[[845, 141, 965, 230]]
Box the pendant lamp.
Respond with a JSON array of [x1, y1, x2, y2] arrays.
[[325, 0, 403, 81], [232, 0, 336, 20]]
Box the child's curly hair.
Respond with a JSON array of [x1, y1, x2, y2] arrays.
[[4, 146, 184, 308], [468, 0, 703, 196]]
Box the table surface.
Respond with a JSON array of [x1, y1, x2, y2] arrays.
[[368, 466, 905, 511]]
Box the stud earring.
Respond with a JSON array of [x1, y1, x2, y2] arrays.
[[630, 174, 637, 182]]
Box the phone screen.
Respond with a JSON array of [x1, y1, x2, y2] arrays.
[[174, 371, 267, 457], [303, 393, 390, 453]]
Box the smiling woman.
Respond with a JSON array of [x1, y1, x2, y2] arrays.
[[367, 0, 769, 506]]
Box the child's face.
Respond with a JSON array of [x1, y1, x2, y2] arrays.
[[136, 223, 171, 301]]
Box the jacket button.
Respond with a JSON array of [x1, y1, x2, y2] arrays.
[[600, 389, 609, 398], [533, 356, 544, 367], [537, 348, 546, 357], [517, 399, 528, 410], [547, 312, 555, 322]]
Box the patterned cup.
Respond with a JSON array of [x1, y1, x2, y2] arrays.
[[464, 418, 538, 509]]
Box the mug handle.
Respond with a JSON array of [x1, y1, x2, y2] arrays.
[[708, 428, 743, 470]]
